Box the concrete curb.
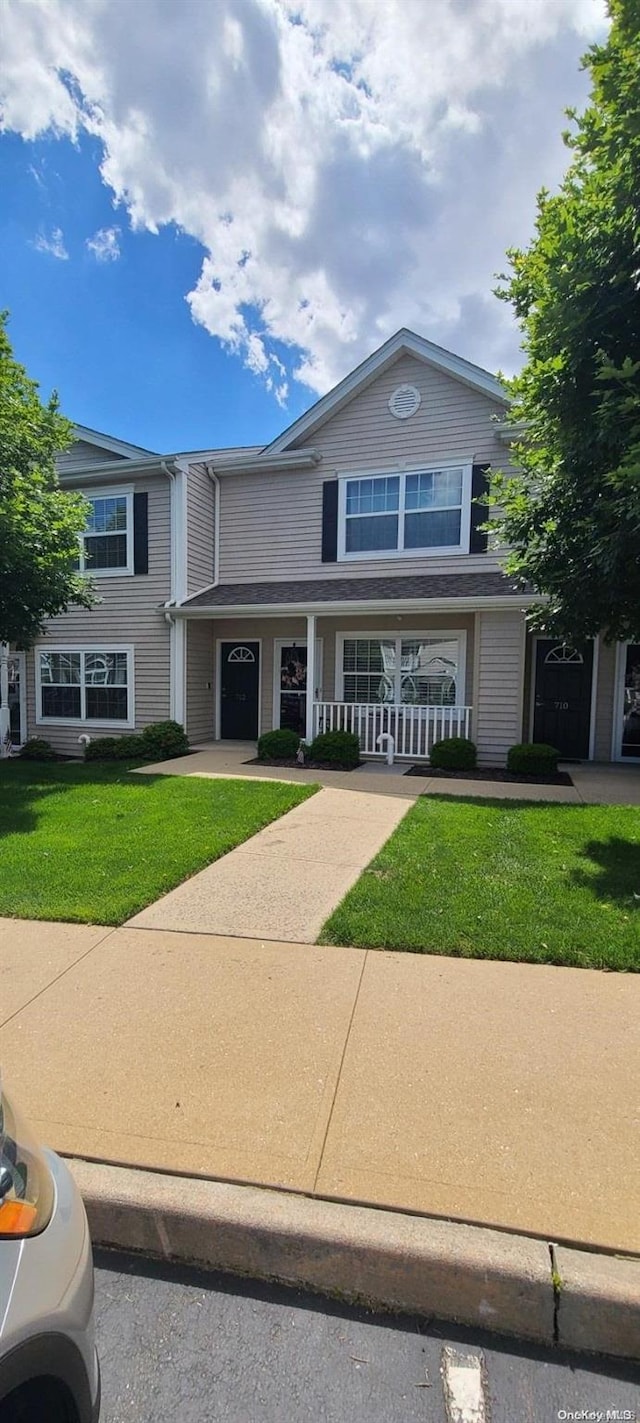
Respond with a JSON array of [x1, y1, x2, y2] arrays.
[[68, 1160, 640, 1359]]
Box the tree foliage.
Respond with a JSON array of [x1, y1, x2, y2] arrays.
[[0, 313, 93, 646], [494, 0, 640, 642]]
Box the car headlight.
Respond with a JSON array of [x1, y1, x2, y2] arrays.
[[0, 1085, 55, 1237]]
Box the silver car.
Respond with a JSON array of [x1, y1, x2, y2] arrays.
[[0, 1086, 100, 1422]]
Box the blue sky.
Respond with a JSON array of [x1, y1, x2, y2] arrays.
[[0, 132, 307, 451], [0, 0, 607, 454]]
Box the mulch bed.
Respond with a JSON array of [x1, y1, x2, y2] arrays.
[[404, 765, 574, 786], [245, 757, 362, 772]]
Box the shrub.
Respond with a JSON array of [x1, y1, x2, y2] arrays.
[[115, 734, 148, 760], [85, 734, 150, 762], [507, 742, 560, 776], [257, 728, 300, 760], [18, 737, 57, 761], [308, 730, 361, 769], [429, 737, 477, 771], [84, 737, 120, 761], [140, 720, 189, 760]]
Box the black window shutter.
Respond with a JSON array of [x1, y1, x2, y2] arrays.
[[321, 480, 339, 563], [133, 492, 148, 574], [470, 464, 490, 554]]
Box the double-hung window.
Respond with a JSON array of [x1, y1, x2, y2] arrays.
[[339, 465, 470, 559], [339, 634, 464, 706], [37, 648, 134, 726], [77, 488, 133, 574]]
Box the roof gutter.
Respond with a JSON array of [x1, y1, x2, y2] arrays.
[[60, 455, 167, 485], [172, 593, 543, 619], [209, 449, 320, 476]]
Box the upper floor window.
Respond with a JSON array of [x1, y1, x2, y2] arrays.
[[77, 488, 133, 574], [338, 466, 471, 560]]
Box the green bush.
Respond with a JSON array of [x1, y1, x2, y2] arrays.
[[429, 737, 477, 771], [116, 734, 148, 760], [18, 737, 57, 761], [507, 742, 560, 776], [308, 730, 361, 768], [140, 720, 189, 760], [257, 728, 300, 760], [84, 737, 121, 761]]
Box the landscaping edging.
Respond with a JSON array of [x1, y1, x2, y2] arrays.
[[68, 1159, 640, 1360]]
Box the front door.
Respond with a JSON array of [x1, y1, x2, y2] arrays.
[[220, 642, 260, 739], [533, 640, 593, 758], [8, 652, 26, 747], [274, 640, 323, 737]]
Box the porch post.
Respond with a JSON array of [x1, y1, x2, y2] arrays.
[[305, 614, 316, 744], [0, 642, 10, 757]]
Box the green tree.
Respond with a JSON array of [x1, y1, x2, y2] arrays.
[[0, 313, 93, 648], [494, 0, 640, 643]]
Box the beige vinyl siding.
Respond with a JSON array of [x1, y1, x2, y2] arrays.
[[218, 354, 512, 584], [56, 440, 127, 472], [203, 612, 475, 741], [474, 610, 526, 766], [25, 472, 171, 755], [186, 622, 215, 742], [593, 639, 617, 761], [187, 462, 215, 594]]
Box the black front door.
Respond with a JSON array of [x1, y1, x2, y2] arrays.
[[533, 640, 593, 758], [220, 642, 260, 739]]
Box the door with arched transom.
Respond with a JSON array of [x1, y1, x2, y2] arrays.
[[220, 642, 260, 739], [533, 640, 593, 758]]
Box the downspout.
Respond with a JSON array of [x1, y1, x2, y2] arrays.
[[161, 459, 186, 725], [206, 463, 221, 588]]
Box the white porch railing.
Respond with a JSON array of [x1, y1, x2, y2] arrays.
[[313, 702, 472, 760]]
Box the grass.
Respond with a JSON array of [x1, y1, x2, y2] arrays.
[[319, 795, 640, 971], [0, 760, 316, 925]]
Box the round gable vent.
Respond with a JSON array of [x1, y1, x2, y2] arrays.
[[388, 383, 421, 420]]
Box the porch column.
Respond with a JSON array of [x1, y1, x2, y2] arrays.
[[0, 642, 10, 757], [305, 614, 316, 744]]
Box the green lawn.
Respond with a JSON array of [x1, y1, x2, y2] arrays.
[[319, 796, 640, 971], [0, 761, 316, 925]]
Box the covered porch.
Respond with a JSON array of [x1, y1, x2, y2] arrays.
[[180, 605, 476, 762]]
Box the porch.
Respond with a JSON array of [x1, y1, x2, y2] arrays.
[[182, 609, 477, 763]]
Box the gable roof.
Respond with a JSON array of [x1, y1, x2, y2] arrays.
[[70, 424, 156, 460], [265, 329, 510, 455]]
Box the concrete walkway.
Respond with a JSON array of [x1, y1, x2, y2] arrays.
[[129, 786, 413, 941], [137, 742, 640, 804], [1, 917, 638, 1257]]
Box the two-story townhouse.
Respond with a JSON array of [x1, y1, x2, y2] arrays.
[[7, 330, 640, 766]]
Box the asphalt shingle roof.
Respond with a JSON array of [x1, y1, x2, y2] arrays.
[[181, 572, 524, 608]]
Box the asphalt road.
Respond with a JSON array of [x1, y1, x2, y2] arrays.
[[94, 1250, 640, 1423]]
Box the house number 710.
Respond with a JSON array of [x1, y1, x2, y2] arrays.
[[554, 700, 569, 710]]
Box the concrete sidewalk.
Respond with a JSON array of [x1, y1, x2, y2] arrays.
[[128, 786, 413, 941], [1, 917, 638, 1258]]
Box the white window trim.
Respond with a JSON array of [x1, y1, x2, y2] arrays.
[[611, 640, 640, 763], [78, 485, 134, 577], [36, 644, 135, 729], [337, 463, 472, 562], [335, 630, 467, 705]]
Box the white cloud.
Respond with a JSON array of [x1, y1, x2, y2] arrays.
[[1, 0, 609, 399], [86, 225, 121, 262], [32, 226, 68, 260]]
